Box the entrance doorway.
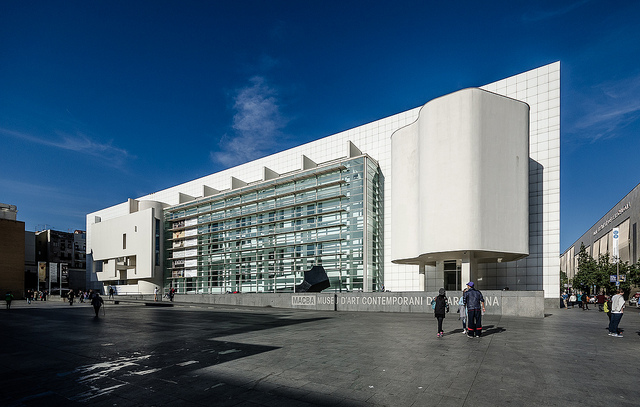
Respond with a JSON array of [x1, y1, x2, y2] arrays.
[[444, 260, 461, 291]]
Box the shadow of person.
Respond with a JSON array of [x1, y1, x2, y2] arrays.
[[480, 325, 506, 337], [447, 328, 472, 336]]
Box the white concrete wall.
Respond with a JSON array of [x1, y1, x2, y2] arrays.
[[92, 207, 157, 281], [391, 88, 529, 264], [157, 291, 545, 318], [480, 62, 561, 298]]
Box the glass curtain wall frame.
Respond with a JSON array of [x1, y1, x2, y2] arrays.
[[163, 155, 383, 294], [365, 159, 384, 291]]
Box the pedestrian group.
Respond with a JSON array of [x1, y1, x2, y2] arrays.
[[432, 281, 485, 338], [561, 288, 629, 338]]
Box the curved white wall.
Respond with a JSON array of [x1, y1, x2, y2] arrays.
[[139, 200, 166, 213], [391, 88, 529, 264]]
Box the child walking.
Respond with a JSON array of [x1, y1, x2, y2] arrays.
[[458, 293, 468, 334]]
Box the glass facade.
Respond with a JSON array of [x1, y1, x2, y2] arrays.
[[164, 155, 383, 294]]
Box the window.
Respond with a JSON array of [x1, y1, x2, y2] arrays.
[[123, 234, 127, 250]]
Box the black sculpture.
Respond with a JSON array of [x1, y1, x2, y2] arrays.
[[295, 266, 330, 292]]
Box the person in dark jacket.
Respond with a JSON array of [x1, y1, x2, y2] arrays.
[[5, 291, 14, 309], [463, 282, 485, 338], [596, 292, 606, 312], [91, 292, 104, 317], [433, 288, 449, 337], [582, 292, 590, 310]]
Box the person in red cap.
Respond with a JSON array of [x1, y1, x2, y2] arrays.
[[462, 282, 485, 338]]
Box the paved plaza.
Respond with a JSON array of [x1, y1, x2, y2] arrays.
[[2, 298, 640, 406]]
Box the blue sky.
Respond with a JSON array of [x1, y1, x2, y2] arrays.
[[1, 1, 639, 253]]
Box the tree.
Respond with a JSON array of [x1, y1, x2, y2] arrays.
[[593, 254, 639, 298], [614, 258, 640, 299], [630, 260, 640, 287], [570, 244, 640, 298], [595, 253, 617, 294], [560, 270, 568, 292], [573, 244, 598, 293]]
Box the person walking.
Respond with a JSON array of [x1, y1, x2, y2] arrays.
[[154, 286, 159, 302], [108, 287, 115, 299], [463, 282, 485, 338], [91, 292, 104, 317], [433, 288, 449, 337], [569, 293, 577, 308], [68, 289, 75, 306], [583, 292, 590, 310], [596, 292, 606, 312], [5, 291, 14, 310], [609, 289, 625, 337], [458, 291, 468, 334], [596, 291, 605, 312]]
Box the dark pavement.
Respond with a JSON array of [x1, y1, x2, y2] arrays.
[[2, 298, 640, 407]]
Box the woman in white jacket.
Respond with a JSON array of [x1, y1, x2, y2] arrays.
[[609, 289, 625, 337]]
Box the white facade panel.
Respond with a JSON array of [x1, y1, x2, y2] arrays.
[[92, 208, 156, 281]]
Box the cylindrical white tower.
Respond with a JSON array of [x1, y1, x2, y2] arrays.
[[391, 88, 529, 284]]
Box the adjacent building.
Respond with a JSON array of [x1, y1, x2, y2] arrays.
[[87, 62, 561, 306], [561, 182, 639, 281], [36, 229, 87, 292], [0, 203, 25, 298], [0, 204, 89, 297], [25, 231, 36, 291]]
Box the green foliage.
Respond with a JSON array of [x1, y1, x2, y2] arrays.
[[571, 243, 640, 296], [560, 270, 568, 291], [573, 244, 597, 291]]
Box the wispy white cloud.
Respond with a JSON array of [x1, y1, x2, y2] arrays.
[[0, 178, 103, 230], [522, 0, 591, 22], [0, 128, 134, 168], [568, 74, 640, 143], [211, 76, 288, 167], [0, 178, 60, 196], [0, 178, 104, 207]]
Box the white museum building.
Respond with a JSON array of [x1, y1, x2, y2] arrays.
[[86, 62, 560, 307]]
